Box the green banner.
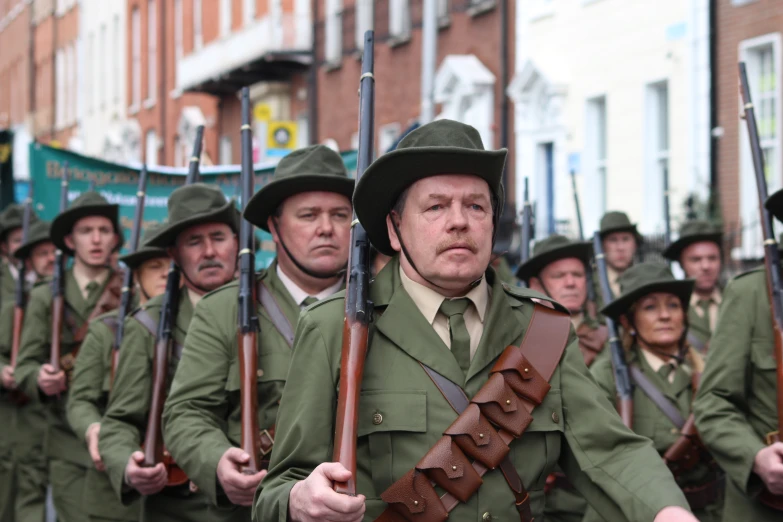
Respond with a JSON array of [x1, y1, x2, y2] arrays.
[[30, 143, 358, 268], [0, 130, 13, 211]]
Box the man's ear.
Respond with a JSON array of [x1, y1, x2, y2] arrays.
[[386, 213, 402, 253], [64, 234, 75, 252], [267, 217, 280, 243], [618, 315, 632, 331], [528, 277, 545, 294]]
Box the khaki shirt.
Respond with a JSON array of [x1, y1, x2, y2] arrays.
[[72, 266, 110, 300], [400, 266, 489, 360], [276, 265, 343, 308], [607, 265, 622, 299], [689, 287, 722, 332]]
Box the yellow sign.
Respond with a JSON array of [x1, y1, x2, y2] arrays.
[[0, 144, 10, 163], [253, 103, 272, 122], [267, 121, 298, 150]]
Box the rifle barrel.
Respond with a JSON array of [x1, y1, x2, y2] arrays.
[[50, 162, 70, 370]]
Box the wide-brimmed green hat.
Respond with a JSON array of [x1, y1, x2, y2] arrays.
[[515, 235, 592, 282], [147, 183, 239, 248], [50, 192, 121, 255], [118, 222, 169, 268], [599, 211, 642, 241], [12, 221, 52, 260], [600, 262, 694, 320], [765, 188, 783, 223], [0, 203, 40, 243], [662, 220, 722, 261], [354, 119, 507, 256], [244, 144, 355, 232]]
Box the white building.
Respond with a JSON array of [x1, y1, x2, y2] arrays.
[[509, 0, 711, 240], [78, 0, 139, 163]]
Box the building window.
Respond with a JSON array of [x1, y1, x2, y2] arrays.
[[194, 0, 203, 50], [100, 24, 107, 109], [55, 49, 64, 128], [644, 81, 669, 232], [220, 0, 231, 37], [219, 136, 232, 165], [175, 0, 183, 61], [147, 0, 157, 104], [113, 15, 120, 103], [325, 0, 342, 64], [389, 0, 411, 39], [67, 43, 76, 125], [131, 7, 141, 109], [244, 0, 255, 25], [145, 130, 158, 166], [87, 33, 94, 114], [586, 96, 607, 216], [356, 0, 373, 50], [378, 123, 401, 156]]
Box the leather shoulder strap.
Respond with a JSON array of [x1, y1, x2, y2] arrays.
[[133, 308, 159, 337], [686, 330, 707, 354], [257, 281, 295, 348], [100, 315, 119, 340], [629, 365, 686, 428]]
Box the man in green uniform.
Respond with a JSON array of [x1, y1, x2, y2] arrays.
[[0, 219, 54, 522], [662, 220, 723, 352], [693, 189, 783, 521], [14, 192, 122, 522], [162, 145, 354, 518], [100, 184, 241, 521], [0, 204, 40, 307], [515, 235, 608, 522], [66, 224, 169, 522], [256, 120, 696, 522], [599, 211, 641, 298]]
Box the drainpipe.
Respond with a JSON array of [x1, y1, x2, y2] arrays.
[[159, 0, 167, 165], [420, 0, 437, 124], [309, 0, 318, 144], [28, 1, 35, 122], [708, 0, 718, 221], [51, 6, 57, 139]]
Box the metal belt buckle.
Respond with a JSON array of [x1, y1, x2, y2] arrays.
[[765, 431, 780, 445], [259, 429, 275, 457]]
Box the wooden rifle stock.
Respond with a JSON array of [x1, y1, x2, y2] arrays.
[[143, 335, 169, 467], [593, 232, 634, 429], [237, 87, 261, 473], [739, 61, 783, 510], [333, 30, 375, 496]]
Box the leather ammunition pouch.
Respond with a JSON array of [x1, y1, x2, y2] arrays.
[[682, 474, 725, 511], [576, 323, 608, 367], [376, 304, 571, 522]]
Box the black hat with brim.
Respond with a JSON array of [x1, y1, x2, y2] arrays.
[[0, 203, 40, 243], [13, 221, 52, 260], [515, 235, 592, 282], [765, 188, 783, 223], [118, 222, 169, 268], [50, 192, 121, 256], [244, 144, 355, 232], [600, 262, 694, 320], [354, 119, 507, 256], [662, 220, 722, 261]]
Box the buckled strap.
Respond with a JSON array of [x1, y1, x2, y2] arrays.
[[132, 308, 184, 357], [257, 281, 295, 348], [630, 365, 686, 428], [686, 331, 707, 354], [259, 426, 276, 456]]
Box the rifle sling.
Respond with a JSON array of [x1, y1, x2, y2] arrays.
[[629, 365, 686, 429], [132, 309, 184, 360], [256, 281, 295, 348], [686, 331, 707, 354], [376, 303, 571, 522]]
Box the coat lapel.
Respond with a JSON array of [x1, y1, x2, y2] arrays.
[[262, 259, 304, 328], [175, 289, 195, 343], [64, 269, 89, 321]]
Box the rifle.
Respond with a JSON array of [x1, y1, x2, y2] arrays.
[[50, 162, 70, 371], [739, 61, 783, 510], [333, 30, 375, 496], [519, 178, 532, 289], [9, 198, 33, 405], [570, 169, 598, 318], [237, 88, 261, 473], [142, 125, 203, 483], [111, 165, 149, 386], [593, 232, 633, 428]]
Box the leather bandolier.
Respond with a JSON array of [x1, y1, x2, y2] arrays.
[[375, 304, 571, 522], [576, 323, 608, 368]]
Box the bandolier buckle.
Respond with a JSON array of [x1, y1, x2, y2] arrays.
[[259, 429, 275, 457], [765, 431, 781, 445]]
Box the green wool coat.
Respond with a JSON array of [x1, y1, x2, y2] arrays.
[[687, 304, 711, 351], [586, 346, 723, 522], [162, 260, 298, 519], [256, 257, 690, 522], [66, 310, 140, 521], [693, 267, 782, 521], [0, 261, 14, 309]]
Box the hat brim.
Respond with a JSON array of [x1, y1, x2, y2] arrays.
[[51, 204, 120, 255], [13, 237, 52, 261], [599, 225, 643, 242], [515, 242, 593, 281], [354, 147, 507, 256], [146, 200, 240, 248], [244, 174, 355, 232], [600, 279, 695, 320], [765, 189, 783, 222], [118, 247, 169, 269], [662, 233, 723, 261]]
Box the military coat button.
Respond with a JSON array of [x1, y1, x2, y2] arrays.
[[372, 412, 383, 425], [551, 411, 560, 423], [482, 512, 492, 521], [257, 369, 264, 378]]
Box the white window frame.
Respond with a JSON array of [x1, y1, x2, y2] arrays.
[[67, 44, 76, 126], [244, 0, 256, 25], [174, 135, 183, 167], [175, 0, 183, 61], [87, 33, 94, 115], [378, 122, 401, 156], [585, 95, 607, 219], [219, 136, 232, 164], [146, 0, 157, 105], [739, 33, 782, 258], [643, 80, 670, 234], [389, 0, 411, 39], [55, 49, 65, 128], [220, 0, 232, 37], [131, 7, 141, 111], [529, 0, 555, 22], [113, 15, 120, 103], [325, 0, 342, 64], [194, 0, 203, 50], [146, 130, 158, 166], [100, 24, 107, 109], [355, 0, 373, 50]]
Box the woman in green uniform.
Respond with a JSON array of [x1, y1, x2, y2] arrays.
[[585, 262, 724, 522]]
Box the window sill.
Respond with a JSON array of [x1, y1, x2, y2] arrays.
[[388, 33, 411, 49], [143, 98, 156, 110], [128, 104, 140, 116], [467, 0, 497, 18], [169, 88, 182, 100], [438, 16, 451, 30], [323, 60, 342, 73]]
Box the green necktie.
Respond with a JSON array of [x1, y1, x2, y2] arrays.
[[302, 296, 318, 308], [439, 298, 472, 377], [86, 281, 100, 300], [698, 299, 712, 328], [658, 362, 676, 382]]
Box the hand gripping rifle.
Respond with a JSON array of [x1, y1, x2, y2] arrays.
[[237, 87, 262, 473], [50, 162, 70, 372], [739, 62, 783, 511], [519, 178, 532, 289], [333, 30, 375, 496], [142, 125, 204, 484], [570, 169, 599, 318], [110, 165, 149, 387], [10, 198, 33, 405], [593, 232, 633, 428]]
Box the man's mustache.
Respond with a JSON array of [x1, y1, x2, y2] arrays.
[[436, 237, 478, 255], [198, 260, 224, 271]]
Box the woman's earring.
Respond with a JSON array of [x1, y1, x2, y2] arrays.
[[630, 330, 636, 336]]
